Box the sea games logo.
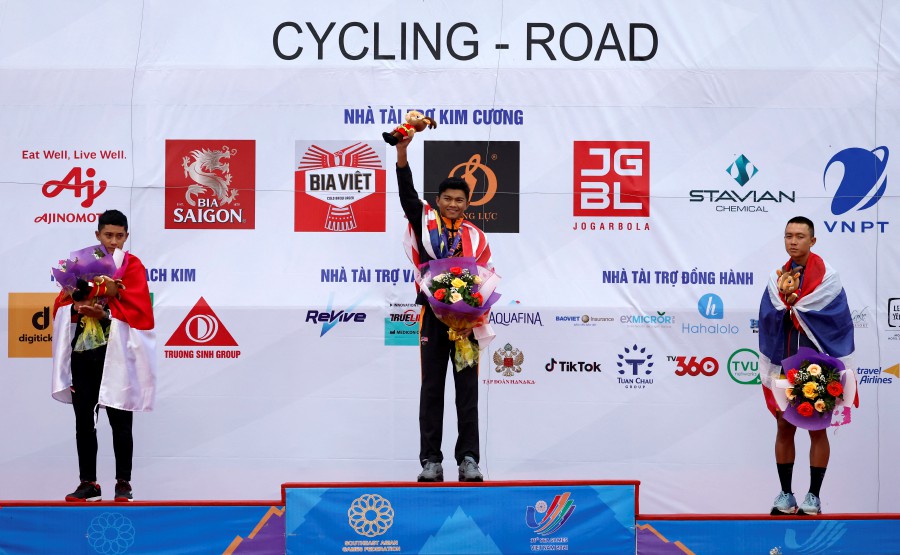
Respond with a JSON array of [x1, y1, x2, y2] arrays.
[[165, 297, 241, 360], [7, 293, 58, 358], [689, 154, 795, 213], [423, 141, 520, 233], [385, 302, 419, 346], [822, 146, 889, 234], [573, 141, 650, 232], [165, 140, 255, 229], [616, 344, 654, 389], [295, 141, 386, 232], [526, 492, 575, 539]]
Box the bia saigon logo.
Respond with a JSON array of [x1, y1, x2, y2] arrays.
[[165, 297, 241, 360], [526, 492, 575, 536], [294, 141, 386, 232], [423, 141, 520, 233], [822, 146, 889, 234], [573, 141, 650, 232], [165, 140, 256, 229]]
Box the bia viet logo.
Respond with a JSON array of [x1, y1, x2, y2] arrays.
[[573, 141, 650, 221], [166, 297, 237, 347], [726, 154, 758, 186], [526, 492, 575, 536], [697, 293, 724, 320], [823, 146, 889, 234], [165, 140, 255, 229], [294, 141, 386, 232], [423, 141, 520, 233]]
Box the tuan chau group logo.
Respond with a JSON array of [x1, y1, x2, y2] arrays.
[[165, 140, 255, 229], [165, 297, 241, 360], [295, 141, 386, 232]]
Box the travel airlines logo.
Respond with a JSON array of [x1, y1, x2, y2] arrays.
[[165, 297, 241, 360], [306, 292, 368, 337], [7, 293, 58, 358], [526, 492, 575, 536], [669, 355, 719, 376], [727, 348, 760, 384], [822, 146, 889, 234], [423, 141, 520, 233], [165, 140, 256, 229], [689, 154, 795, 213], [385, 302, 419, 346], [294, 141, 386, 232], [573, 141, 650, 231], [857, 364, 899, 385], [616, 344, 654, 389]]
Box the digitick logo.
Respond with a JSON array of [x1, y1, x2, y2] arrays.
[[42, 167, 106, 208], [165, 140, 256, 229], [306, 293, 368, 337], [423, 141, 520, 233], [294, 141, 386, 232], [8, 293, 58, 358], [822, 146, 889, 233], [165, 298, 240, 359], [574, 141, 650, 218]]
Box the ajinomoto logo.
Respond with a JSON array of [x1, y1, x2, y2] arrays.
[[8, 293, 58, 358], [165, 140, 255, 229], [295, 141, 386, 232], [423, 141, 520, 233], [165, 297, 240, 360]]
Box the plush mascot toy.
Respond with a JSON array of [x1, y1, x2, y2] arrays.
[[776, 268, 801, 306], [382, 110, 437, 145]]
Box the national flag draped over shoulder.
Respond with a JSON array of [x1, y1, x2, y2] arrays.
[[403, 201, 492, 272], [758, 252, 857, 415]]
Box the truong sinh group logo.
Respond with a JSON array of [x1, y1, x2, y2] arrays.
[[295, 141, 386, 232], [165, 297, 241, 360], [165, 140, 256, 229], [423, 141, 520, 233]]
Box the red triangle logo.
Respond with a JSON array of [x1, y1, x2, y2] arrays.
[[165, 297, 238, 347]]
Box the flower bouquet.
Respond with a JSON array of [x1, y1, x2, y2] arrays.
[[775, 347, 854, 430], [419, 256, 501, 372], [52, 245, 120, 351]]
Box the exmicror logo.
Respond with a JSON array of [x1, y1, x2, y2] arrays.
[[8, 293, 58, 358]]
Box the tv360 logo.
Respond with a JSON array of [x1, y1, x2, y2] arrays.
[[574, 141, 649, 217], [671, 355, 719, 376]]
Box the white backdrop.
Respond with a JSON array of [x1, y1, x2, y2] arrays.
[[1, 0, 899, 514]]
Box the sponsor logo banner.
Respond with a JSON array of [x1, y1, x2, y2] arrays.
[[8, 293, 58, 358], [165, 297, 241, 360], [573, 141, 650, 232], [385, 303, 419, 346]]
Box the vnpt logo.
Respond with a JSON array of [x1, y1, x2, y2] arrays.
[[307, 293, 367, 337], [727, 348, 760, 384], [697, 293, 724, 319], [525, 492, 575, 536], [670, 356, 719, 376], [726, 154, 758, 186], [822, 146, 889, 233]]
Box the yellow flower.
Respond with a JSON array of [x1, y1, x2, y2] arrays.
[[802, 382, 818, 399], [807, 364, 822, 377], [449, 292, 463, 303], [814, 399, 826, 413], [450, 278, 466, 288], [473, 276, 482, 284]]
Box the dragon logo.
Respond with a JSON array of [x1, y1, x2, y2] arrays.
[[182, 146, 239, 207], [493, 342, 524, 377]]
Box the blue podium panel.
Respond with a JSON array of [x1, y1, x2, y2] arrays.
[[0, 503, 284, 555], [637, 517, 900, 555], [285, 481, 637, 555]]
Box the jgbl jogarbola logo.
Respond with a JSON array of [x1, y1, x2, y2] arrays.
[[822, 146, 889, 234], [616, 344, 654, 389], [423, 141, 519, 233], [294, 141, 386, 232], [688, 154, 795, 213], [165, 140, 255, 229], [573, 141, 650, 232]]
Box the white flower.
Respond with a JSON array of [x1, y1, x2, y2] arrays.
[[808, 364, 822, 377], [449, 292, 463, 303]]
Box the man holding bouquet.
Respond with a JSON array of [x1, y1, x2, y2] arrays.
[[51, 209, 156, 502], [395, 136, 493, 482], [758, 216, 855, 515]]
